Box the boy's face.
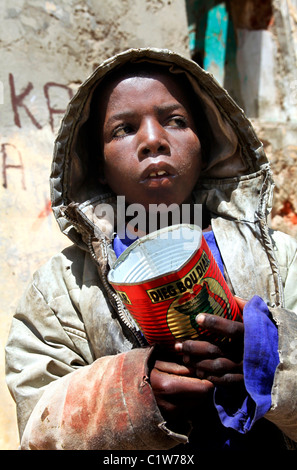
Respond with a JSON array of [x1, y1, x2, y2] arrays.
[[98, 70, 202, 210]]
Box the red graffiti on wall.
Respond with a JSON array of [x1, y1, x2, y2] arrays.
[[37, 199, 52, 219], [9, 74, 42, 129], [31, 198, 53, 231], [44, 83, 74, 133], [2, 73, 76, 190], [2, 142, 26, 190], [9, 73, 74, 131]]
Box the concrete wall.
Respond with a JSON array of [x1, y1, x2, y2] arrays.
[[0, 0, 189, 449]]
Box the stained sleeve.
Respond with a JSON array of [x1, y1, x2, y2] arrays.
[[6, 274, 188, 450]]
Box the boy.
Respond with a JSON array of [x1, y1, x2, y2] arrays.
[[5, 48, 297, 450]]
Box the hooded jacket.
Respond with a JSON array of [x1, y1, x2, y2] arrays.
[[5, 48, 297, 450]]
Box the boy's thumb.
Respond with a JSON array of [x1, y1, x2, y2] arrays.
[[234, 295, 248, 312]]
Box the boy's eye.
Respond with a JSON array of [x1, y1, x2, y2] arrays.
[[112, 125, 133, 138], [166, 116, 187, 128]]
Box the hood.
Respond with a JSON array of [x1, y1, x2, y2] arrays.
[[50, 47, 273, 249]]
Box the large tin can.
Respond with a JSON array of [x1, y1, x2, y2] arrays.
[[108, 224, 242, 349]]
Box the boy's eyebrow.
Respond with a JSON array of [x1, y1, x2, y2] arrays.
[[154, 103, 186, 116], [105, 103, 186, 126], [105, 110, 137, 126]]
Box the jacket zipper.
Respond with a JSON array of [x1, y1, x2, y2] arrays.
[[87, 235, 146, 347], [62, 208, 146, 346]]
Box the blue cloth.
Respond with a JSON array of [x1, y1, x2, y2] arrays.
[[214, 295, 279, 434], [113, 230, 280, 438], [203, 231, 225, 275], [113, 231, 135, 258], [202, 233, 279, 433]]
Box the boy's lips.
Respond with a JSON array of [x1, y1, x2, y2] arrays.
[[140, 162, 176, 182]]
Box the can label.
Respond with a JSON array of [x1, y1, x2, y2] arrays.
[[146, 251, 210, 304], [111, 234, 242, 348]]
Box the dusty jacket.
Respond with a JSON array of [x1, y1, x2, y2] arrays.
[[5, 48, 297, 450]]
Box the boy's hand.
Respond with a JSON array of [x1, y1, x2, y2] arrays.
[[150, 357, 214, 421], [150, 298, 247, 421], [175, 309, 245, 386]]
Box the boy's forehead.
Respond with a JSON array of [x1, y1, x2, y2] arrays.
[[104, 68, 172, 93], [98, 65, 192, 110], [93, 62, 200, 131], [100, 61, 191, 94]]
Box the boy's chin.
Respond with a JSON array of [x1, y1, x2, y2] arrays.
[[146, 199, 193, 212], [136, 194, 193, 211]]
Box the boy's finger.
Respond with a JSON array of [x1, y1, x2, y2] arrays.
[[234, 296, 248, 312], [154, 360, 194, 376], [196, 313, 244, 339], [206, 373, 244, 386], [175, 339, 223, 358], [196, 357, 243, 376], [150, 367, 215, 397]]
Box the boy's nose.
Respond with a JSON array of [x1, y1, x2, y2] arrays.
[[137, 119, 170, 159]]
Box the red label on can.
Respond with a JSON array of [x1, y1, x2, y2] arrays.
[[111, 236, 242, 348]]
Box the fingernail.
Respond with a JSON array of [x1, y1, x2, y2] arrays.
[[196, 313, 206, 325], [174, 342, 183, 352], [183, 354, 190, 364]]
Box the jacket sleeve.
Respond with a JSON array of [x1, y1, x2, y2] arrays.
[[264, 237, 297, 444], [19, 348, 188, 450], [5, 275, 188, 450]]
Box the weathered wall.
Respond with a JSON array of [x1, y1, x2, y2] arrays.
[[2, 0, 297, 451], [0, 0, 189, 449], [186, 0, 297, 237], [252, 0, 297, 237]]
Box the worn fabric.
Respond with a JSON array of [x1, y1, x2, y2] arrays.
[[115, 231, 280, 441], [215, 295, 279, 434], [5, 48, 297, 450]]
